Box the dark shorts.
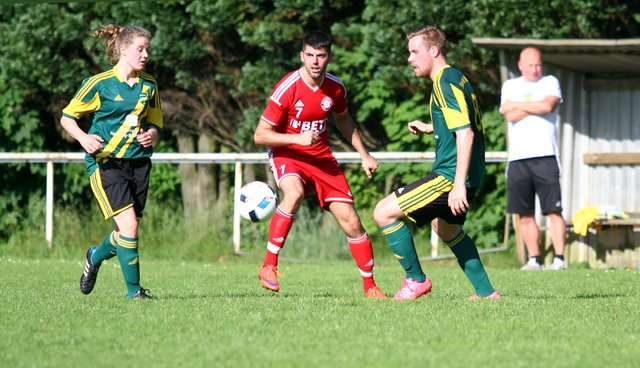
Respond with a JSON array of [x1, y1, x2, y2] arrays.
[[89, 158, 151, 220], [507, 156, 562, 215], [393, 172, 476, 227]]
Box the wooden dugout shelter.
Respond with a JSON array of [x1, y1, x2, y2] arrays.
[[472, 37, 640, 269]]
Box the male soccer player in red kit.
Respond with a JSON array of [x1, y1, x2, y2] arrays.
[[253, 30, 386, 299]]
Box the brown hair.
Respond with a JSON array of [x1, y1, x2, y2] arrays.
[[94, 24, 152, 64], [302, 30, 332, 53], [405, 25, 447, 56]]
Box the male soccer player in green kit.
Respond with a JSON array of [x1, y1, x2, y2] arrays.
[[373, 25, 500, 300]]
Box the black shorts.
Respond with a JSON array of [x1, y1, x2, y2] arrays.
[[89, 158, 152, 220], [393, 172, 476, 227], [507, 156, 562, 215]]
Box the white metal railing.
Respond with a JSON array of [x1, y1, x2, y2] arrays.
[[0, 151, 508, 253]]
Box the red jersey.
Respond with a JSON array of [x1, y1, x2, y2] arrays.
[[261, 69, 348, 161]]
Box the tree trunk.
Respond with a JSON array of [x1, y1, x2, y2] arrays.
[[177, 133, 198, 223], [197, 133, 216, 207], [216, 145, 232, 207]]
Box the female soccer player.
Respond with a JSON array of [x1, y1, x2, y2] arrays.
[[60, 24, 162, 299]]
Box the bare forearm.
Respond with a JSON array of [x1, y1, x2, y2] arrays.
[[254, 119, 317, 147], [335, 113, 368, 157], [60, 115, 104, 154], [504, 109, 529, 123], [256, 130, 300, 147], [501, 95, 559, 117], [454, 129, 474, 187], [255, 123, 297, 147], [509, 100, 554, 115], [60, 116, 87, 142], [342, 125, 368, 157]]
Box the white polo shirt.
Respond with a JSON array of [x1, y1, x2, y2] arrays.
[[501, 75, 562, 162]]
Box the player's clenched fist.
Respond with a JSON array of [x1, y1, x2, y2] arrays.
[[298, 130, 320, 146], [407, 120, 434, 135]]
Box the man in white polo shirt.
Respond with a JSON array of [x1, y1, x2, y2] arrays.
[[500, 47, 567, 271]]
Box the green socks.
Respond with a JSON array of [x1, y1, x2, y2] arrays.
[[447, 231, 494, 296], [380, 221, 426, 282], [90, 231, 117, 265], [381, 220, 494, 296], [116, 235, 141, 297]]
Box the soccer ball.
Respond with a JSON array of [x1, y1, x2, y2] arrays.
[[238, 181, 278, 222]]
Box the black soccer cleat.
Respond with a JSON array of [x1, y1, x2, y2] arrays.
[[128, 288, 155, 300], [79, 247, 101, 295]]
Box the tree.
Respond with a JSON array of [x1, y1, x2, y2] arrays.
[[1, 0, 638, 244]]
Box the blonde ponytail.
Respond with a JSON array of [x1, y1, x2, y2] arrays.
[[94, 24, 151, 65]]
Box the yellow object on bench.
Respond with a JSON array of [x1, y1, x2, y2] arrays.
[[573, 205, 629, 236]]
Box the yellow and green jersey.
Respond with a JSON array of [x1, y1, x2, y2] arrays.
[[62, 66, 163, 175], [429, 65, 485, 188]]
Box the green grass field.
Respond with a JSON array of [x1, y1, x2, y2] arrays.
[[1, 255, 638, 368]]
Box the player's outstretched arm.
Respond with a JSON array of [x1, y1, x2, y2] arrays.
[[333, 110, 377, 178], [408, 120, 434, 135]]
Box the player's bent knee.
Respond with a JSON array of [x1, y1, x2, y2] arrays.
[[281, 190, 305, 207], [373, 200, 396, 227], [344, 219, 365, 236]]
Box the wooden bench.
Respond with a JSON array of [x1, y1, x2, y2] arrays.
[[508, 212, 640, 269], [566, 213, 640, 269]]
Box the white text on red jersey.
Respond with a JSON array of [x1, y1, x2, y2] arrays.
[[289, 118, 327, 133]]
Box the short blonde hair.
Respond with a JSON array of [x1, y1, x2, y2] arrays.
[[405, 25, 447, 56]]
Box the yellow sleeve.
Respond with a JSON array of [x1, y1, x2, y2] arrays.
[[441, 83, 470, 130], [146, 85, 163, 129], [61, 92, 101, 120]]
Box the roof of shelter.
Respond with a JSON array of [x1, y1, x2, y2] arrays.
[[471, 38, 640, 74]]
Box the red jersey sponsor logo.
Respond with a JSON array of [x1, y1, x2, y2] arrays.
[[289, 118, 327, 133]]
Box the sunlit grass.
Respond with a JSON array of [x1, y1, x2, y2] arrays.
[[0, 256, 638, 367]]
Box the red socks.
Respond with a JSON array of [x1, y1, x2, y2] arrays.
[[263, 207, 294, 267], [263, 208, 377, 293], [348, 233, 377, 292]]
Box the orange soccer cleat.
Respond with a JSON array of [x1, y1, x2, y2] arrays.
[[258, 264, 281, 292], [365, 286, 387, 299]]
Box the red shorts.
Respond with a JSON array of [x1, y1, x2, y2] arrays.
[[269, 153, 353, 210]]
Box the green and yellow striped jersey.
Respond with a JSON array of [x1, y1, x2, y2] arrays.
[[429, 65, 485, 188], [62, 66, 163, 175]]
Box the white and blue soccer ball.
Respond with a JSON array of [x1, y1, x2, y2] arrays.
[[238, 181, 278, 222]]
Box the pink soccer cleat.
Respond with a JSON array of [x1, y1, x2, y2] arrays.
[[393, 277, 432, 300]]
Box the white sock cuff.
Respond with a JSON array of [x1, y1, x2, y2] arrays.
[[347, 232, 368, 243], [276, 207, 294, 218], [267, 242, 282, 254]]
